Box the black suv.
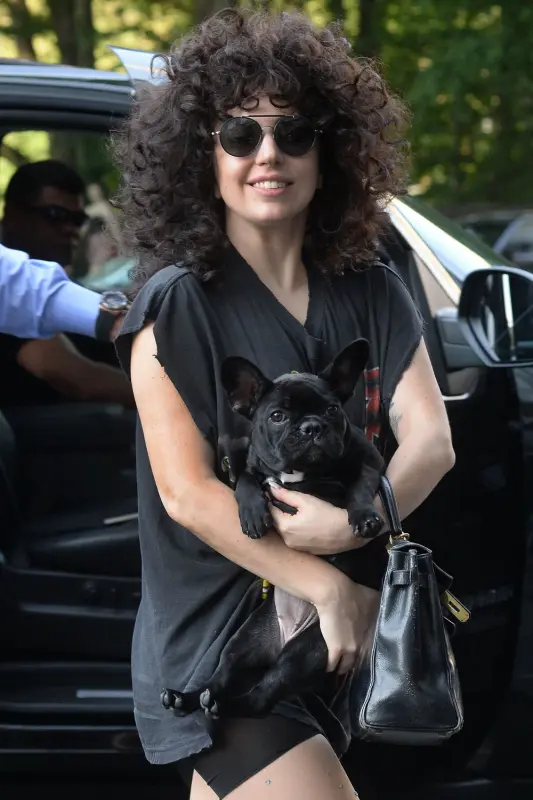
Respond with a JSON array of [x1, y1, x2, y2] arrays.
[[0, 52, 532, 799]]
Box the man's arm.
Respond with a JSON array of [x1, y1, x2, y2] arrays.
[[0, 244, 101, 339], [17, 335, 134, 407]]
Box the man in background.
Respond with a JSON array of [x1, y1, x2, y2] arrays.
[[0, 160, 133, 408], [2, 159, 87, 270]]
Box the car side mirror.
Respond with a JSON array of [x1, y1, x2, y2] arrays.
[[458, 266, 533, 368], [108, 45, 167, 85]]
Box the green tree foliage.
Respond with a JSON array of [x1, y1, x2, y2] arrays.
[[380, 0, 533, 209], [0, 0, 531, 210]]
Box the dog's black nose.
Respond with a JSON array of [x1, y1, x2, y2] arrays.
[[300, 419, 323, 438]]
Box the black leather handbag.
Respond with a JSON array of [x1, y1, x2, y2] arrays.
[[350, 475, 469, 745]]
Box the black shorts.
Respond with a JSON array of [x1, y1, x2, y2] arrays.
[[176, 715, 317, 798]]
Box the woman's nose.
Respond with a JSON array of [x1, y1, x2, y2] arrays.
[[255, 128, 282, 165]]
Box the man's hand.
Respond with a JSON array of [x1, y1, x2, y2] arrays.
[[268, 483, 370, 555]]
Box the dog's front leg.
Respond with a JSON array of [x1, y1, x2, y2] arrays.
[[235, 470, 272, 539], [346, 463, 384, 539]]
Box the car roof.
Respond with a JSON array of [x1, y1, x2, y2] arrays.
[[0, 59, 131, 90]]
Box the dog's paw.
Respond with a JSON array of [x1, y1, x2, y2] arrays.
[[348, 506, 384, 539], [160, 689, 196, 717], [199, 688, 220, 720], [238, 495, 272, 539]]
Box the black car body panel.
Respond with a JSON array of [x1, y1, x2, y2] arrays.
[[0, 56, 531, 796]]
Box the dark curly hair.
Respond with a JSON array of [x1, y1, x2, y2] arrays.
[[113, 8, 410, 289]]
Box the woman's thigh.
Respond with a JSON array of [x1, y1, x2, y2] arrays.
[[190, 733, 359, 800]]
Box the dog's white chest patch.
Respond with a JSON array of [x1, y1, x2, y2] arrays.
[[278, 471, 305, 484], [264, 472, 305, 490], [274, 586, 318, 646]]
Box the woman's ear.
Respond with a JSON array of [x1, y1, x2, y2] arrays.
[[214, 183, 221, 200]]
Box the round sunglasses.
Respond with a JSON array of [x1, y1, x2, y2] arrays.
[[212, 115, 320, 158], [24, 203, 89, 228]]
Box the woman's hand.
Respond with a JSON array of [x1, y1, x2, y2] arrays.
[[269, 483, 369, 555], [314, 574, 380, 673]]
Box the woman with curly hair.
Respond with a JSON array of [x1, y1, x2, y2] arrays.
[[114, 8, 455, 799]]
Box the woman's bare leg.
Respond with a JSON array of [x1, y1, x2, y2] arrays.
[[190, 734, 359, 800]]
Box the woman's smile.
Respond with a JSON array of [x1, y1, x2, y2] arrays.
[[248, 178, 292, 197]]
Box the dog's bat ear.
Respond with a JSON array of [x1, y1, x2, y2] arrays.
[[221, 357, 272, 418], [319, 338, 369, 403]]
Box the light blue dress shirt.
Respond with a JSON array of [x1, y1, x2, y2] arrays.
[[0, 244, 101, 339]]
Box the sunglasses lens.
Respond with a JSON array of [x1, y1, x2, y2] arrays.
[[219, 117, 262, 157], [45, 206, 67, 222], [48, 207, 87, 227], [276, 117, 316, 156]]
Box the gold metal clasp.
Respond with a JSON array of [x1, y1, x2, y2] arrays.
[[441, 589, 470, 623], [386, 532, 410, 552]]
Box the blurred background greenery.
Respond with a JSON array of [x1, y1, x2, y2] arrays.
[[0, 0, 532, 220]]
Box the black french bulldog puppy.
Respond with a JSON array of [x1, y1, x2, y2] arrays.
[[161, 339, 384, 722], [226, 338, 384, 541]]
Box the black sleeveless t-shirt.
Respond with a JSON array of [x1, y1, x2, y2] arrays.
[[115, 246, 424, 765]]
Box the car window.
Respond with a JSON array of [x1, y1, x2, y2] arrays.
[[498, 213, 533, 271], [0, 128, 130, 286], [395, 197, 515, 286], [463, 220, 513, 248]]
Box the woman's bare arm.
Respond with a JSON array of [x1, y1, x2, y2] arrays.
[[131, 323, 345, 607], [376, 338, 455, 525]]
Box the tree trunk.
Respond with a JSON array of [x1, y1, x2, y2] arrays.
[[75, 0, 96, 68], [47, 0, 78, 65], [46, 0, 95, 68], [5, 0, 37, 60]]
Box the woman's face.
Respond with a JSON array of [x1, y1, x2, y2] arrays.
[[213, 96, 321, 232]]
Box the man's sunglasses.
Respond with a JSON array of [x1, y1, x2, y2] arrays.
[[212, 115, 321, 158], [25, 204, 89, 228]]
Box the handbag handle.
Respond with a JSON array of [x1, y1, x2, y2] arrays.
[[378, 475, 404, 537], [379, 475, 470, 623]]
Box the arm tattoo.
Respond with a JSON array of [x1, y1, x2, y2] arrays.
[[388, 401, 403, 440]]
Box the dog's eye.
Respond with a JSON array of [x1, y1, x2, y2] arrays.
[[270, 411, 287, 424], [326, 405, 339, 417]]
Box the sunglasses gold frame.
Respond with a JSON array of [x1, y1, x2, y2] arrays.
[[211, 114, 321, 157]]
